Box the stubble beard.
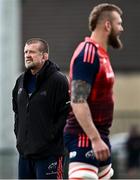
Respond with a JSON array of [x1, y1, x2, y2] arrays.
[[25, 61, 36, 70]]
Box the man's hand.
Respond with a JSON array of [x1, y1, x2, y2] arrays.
[[91, 137, 110, 161]]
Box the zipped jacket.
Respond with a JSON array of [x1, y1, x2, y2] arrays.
[[12, 60, 70, 159]]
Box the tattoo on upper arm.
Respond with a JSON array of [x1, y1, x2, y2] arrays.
[[71, 80, 91, 103]]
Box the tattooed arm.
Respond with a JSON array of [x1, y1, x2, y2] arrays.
[[71, 80, 110, 161], [71, 80, 100, 140]]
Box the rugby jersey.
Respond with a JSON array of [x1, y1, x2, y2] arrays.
[[64, 37, 115, 137]]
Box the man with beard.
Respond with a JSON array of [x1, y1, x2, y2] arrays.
[[12, 38, 70, 179], [64, 3, 123, 179]]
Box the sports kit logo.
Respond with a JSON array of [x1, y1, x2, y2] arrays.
[[69, 151, 77, 158], [85, 150, 95, 159]]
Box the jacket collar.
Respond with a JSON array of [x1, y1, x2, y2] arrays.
[[22, 60, 59, 89]]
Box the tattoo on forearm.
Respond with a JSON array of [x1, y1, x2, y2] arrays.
[[71, 80, 91, 103]]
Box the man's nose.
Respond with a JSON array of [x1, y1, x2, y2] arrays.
[[121, 26, 124, 32]]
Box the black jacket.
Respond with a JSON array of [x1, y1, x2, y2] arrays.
[[12, 60, 70, 159]]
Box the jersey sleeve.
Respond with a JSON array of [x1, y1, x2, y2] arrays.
[[72, 43, 99, 85]]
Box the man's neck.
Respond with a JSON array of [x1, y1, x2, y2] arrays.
[[90, 30, 108, 51], [31, 62, 45, 75]]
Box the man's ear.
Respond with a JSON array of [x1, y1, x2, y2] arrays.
[[105, 20, 112, 33], [43, 52, 49, 61]]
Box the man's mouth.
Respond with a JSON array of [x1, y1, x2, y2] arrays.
[[26, 60, 32, 63]]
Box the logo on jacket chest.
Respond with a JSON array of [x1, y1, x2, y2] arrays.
[[40, 90, 47, 96]]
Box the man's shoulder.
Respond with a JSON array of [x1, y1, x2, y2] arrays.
[[16, 72, 24, 82], [13, 72, 26, 90], [73, 37, 97, 58]]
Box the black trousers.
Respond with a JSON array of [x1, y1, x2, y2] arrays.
[[18, 155, 63, 179]]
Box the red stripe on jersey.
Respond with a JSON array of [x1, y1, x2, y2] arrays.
[[87, 44, 93, 63], [91, 46, 95, 64], [84, 43, 95, 64], [83, 43, 89, 62]]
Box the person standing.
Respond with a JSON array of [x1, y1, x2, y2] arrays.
[[126, 125, 140, 178], [12, 38, 70, 179], [64, 3, 123, 179]]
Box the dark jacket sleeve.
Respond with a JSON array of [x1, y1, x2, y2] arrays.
[[12, 79, 19, 137], [52, 73, 70, 138]]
